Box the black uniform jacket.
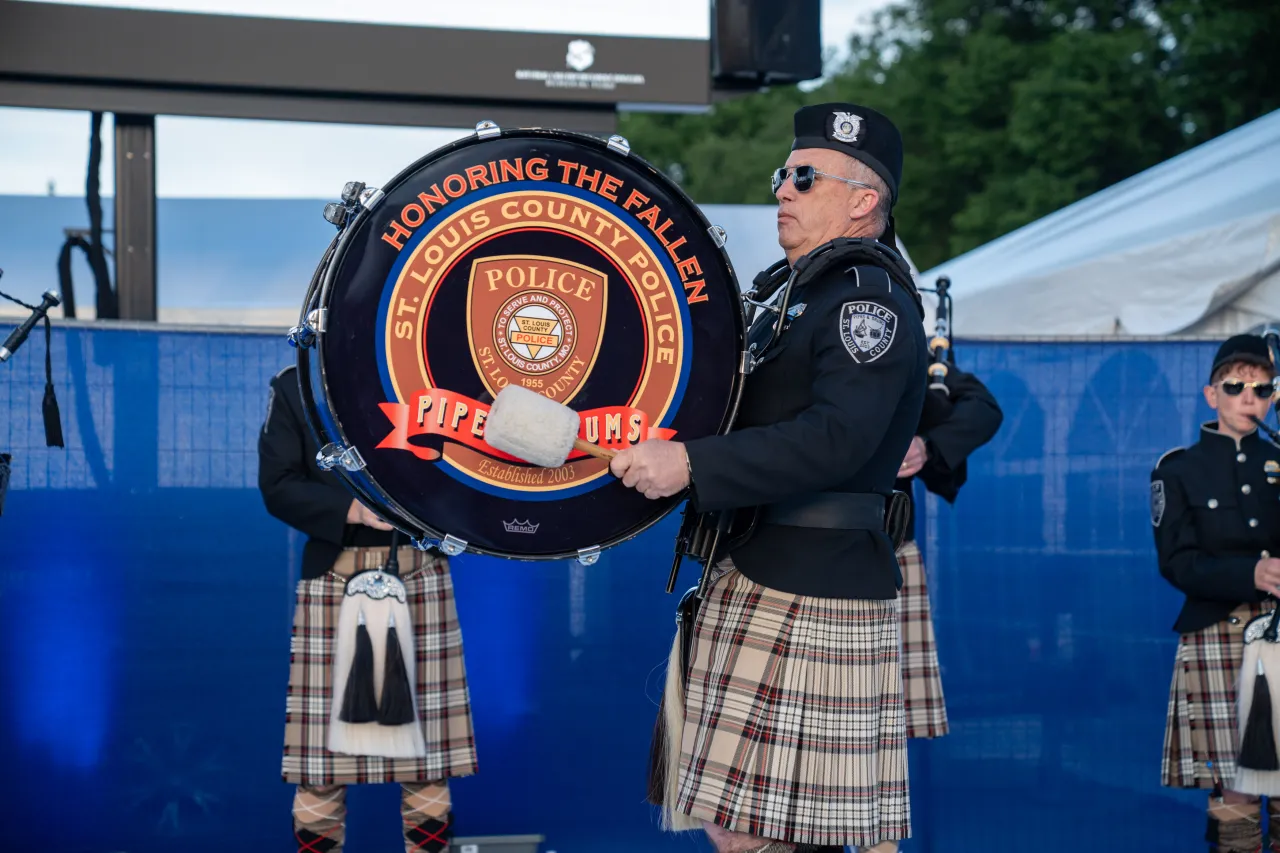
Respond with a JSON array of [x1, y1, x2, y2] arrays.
[[1152, 423, 1280, 634], [683, 260, 928, 600], [895, 366, 1003, 543], [258, 365, 393, 579]]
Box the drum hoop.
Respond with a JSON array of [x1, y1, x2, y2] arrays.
[[297, 238, 429, 541], [306, 126, 748, 559]]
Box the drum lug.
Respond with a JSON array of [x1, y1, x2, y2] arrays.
[[287, 309, 326, 348], [322, 201, 349, 229], [316, 443, 341, 471], [708, 225, 728, 248], [324, 182, 374, 229], [475, 120, 502, 140], [606, 135, 631, 157], [740, 350, 757, 375], [440, 534, 468, 556], [576, 545, 602, 566], [341, 181, 365, 204], [316, 443, 366, 472], [287, 324, 315, 349], [338, 447, 366, 471]]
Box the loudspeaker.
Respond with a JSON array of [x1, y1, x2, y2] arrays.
[[712, 0, 822, 89]]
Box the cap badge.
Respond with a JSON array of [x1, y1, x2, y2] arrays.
[[831, 111, 863, 144]]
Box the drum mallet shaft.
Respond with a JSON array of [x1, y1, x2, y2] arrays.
[[483, 385, 616, 467]]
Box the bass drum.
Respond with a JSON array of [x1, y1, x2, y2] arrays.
[[294, 123, 746, 562]]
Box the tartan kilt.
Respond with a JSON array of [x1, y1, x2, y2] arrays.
[[1162, 601, 1269, 789], [282, 548, 478, 786], [897, 541, 949, 739], [674, 565, 910, 848]]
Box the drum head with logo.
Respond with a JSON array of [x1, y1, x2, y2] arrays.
[[304, 128, 745, 560]]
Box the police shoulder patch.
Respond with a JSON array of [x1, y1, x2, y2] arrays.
[[839, 300, 897, 363], [1150, 480, 1167, 526]]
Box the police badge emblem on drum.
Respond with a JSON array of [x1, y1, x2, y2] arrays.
[[293, 124, 746, 561]]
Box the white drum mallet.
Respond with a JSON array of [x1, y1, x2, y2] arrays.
[[483, 385, 616, 467]]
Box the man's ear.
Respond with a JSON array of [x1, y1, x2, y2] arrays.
[[849, 188, 878, 221]]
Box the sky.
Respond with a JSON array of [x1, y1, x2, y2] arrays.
[[0, 0, 889, 199], [13, 0, 713, 38]]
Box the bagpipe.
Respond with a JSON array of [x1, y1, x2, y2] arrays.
[[913, 275, 962, 459], [924, 274, 955, 398]]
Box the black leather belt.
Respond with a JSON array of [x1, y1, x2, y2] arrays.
[[761, 492, 886, 530]]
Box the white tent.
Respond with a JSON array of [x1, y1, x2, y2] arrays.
[[699, 204, 926, 295], [920, 108, 1280, 337], [699, 204, 785, 289]]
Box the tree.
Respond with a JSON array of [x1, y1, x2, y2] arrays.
[[617, 0, 1280, 272], [1159, 0, 1280, 145]]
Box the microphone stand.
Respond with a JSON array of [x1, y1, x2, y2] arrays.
[[1, 289, 60, 363], [0, 270, 66, 517]]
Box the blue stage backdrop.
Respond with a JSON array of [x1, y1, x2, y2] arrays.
[[0, 324, 1227, 852]]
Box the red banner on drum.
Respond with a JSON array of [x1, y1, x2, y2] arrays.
[[376, 388, 676, 463]]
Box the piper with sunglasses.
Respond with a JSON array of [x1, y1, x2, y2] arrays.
[[1153, 333, 1280, 853], [613, 104, 927, 853]]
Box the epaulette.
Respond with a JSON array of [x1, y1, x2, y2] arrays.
[[844, 263, 894, 292], [1155, 446, 1186, 469]]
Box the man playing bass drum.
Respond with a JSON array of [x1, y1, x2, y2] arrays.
[[894, 320, 1003, 746], [612, 102, 927, 853]]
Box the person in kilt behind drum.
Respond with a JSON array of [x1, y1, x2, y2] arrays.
[[894, 368, 1001, 744], [258, 365, 478, 853], [611, 103, 927, 853], [1153, 334, 1280, 852]]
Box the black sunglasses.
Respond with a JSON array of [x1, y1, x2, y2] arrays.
[[771, 165, 876, 195], [1219, 379, 1278, 400]]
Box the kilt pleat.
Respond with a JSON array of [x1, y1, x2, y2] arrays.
[[674, 565, 910, 847], [281, 549, 478, 786], [1162, 601, 1268, 789], [897, 541, 949, 739]]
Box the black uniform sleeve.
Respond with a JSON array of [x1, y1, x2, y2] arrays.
[[917, 368, 1003, 499], [684, 291, 921, 511], [257, 370, 351, 545], [1153, 463, 1262, 603]]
